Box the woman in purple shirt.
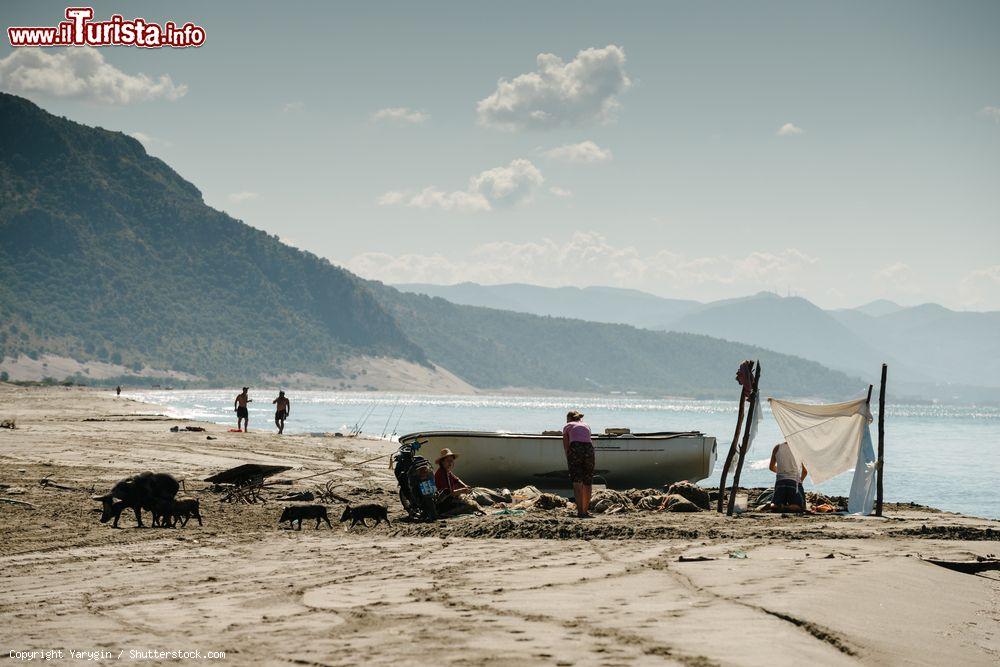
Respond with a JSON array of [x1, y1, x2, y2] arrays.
[[562, 410, 595, 518]]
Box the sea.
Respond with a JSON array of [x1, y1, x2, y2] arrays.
[[127, 389, 1000, 520]]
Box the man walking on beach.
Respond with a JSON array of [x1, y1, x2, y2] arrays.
[[234, 387, 251, 432], [272, 390, 290, 434]]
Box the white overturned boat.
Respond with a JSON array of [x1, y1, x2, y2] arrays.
[[398, 430, 717, 490]]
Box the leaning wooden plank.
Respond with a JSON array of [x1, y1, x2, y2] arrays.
[[923, 558, 1000, 575]]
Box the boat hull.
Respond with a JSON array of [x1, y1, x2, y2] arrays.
[[399, 431, 717, 490]]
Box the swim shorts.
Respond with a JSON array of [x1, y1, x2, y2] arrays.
[[236, 406, 248, 419]]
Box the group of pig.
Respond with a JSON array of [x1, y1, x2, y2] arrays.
[[94, 472, 390, 531], [93, 471, 201, 528]]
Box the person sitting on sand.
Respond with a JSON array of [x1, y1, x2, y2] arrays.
[[434, 449, 510, 511], [563, 410, 595, 518], [434, 448, 472, 497], [768, 441, 807, 512], [433, 448, 486, 517], [234, 387, 251, 432], [272, 391, 290, 434]]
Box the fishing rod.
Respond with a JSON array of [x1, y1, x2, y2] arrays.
[[355, 401, 378, 435], [350, 402, 374, 436], [380, 400, 400, 439], [349, 403, 370, 435], [357, 402, 378, 434], [390, 404, 406, 438]]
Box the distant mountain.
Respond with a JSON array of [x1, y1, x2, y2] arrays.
[[396, 283, 701, 329], [373, 285, 862, 398], [849, 299, 905, 317], [0, 93, 861, 399], [830, 304, 1000, 389], [664, 292, 894, 379], [395, 281, 1000, 397]]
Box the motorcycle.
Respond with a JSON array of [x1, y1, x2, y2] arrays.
[[390, 439, 438, 521]]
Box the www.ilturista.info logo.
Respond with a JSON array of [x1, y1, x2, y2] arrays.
[[8, 7, 206, 48]]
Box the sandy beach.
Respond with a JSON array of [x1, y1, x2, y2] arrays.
[[0, 385, 997, 666]]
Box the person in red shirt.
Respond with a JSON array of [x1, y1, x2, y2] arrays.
[[434, 448, 472, 497]]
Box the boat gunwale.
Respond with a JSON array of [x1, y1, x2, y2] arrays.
[[399, 430, 707, 441]]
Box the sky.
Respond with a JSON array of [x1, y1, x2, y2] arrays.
[[2, 0, 999, 310]]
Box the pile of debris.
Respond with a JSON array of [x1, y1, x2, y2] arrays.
[[589, 481, 712, 514], [507, 486, 568, 511]]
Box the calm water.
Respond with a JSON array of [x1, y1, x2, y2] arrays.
[[128, 389, 1000, 519]]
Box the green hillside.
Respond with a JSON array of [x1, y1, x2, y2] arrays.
[[0, 93, 426, 381]]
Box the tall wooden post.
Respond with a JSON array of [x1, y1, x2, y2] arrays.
[[876, 363, 887, 516], [727, 361, 761, 516], [716, 392, 746, 513]]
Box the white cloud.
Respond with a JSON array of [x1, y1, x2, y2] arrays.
[[378, 159, 543, 213], [371, 107, 429, 124], [874, 262, 912, 283], [345, 232, 818, 298], [959, 265, 1000, 310], [129, 132, 170, 151], [543, 140, 613, 164], [477, 45, 632, 131], [228, 191, 259, 203], [0, 47, 186, 105], [776, 122, 804, 136], [549, 186, 573, 198], [282, 101, 304, 113], [978, 106, 1000, 123], [406, 188, 491, 213], [377, 190, 408, 206]]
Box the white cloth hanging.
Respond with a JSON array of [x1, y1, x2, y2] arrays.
[[767, 397, 872, 484], [746, 390, 762, 455], [768, 396, 877, 515], [848, 426, 877, 515]]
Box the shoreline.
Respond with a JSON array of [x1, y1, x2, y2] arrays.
[[0, 385, 998, 665], [125, 386, 1000, 521]]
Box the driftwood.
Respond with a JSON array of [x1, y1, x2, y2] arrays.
[[727, 361, 762, 516], [39, 477, 92, 492], [314, 480, 351, 504], [717, 387, 747, 512], [0, 497, 36, 509]]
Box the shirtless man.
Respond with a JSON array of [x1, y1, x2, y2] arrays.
[[234, 387, 251, 432], [272, 391, 290, 434]]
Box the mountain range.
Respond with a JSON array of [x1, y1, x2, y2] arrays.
[[0, 92, 862, 399], [397, 283, 1000, 400]]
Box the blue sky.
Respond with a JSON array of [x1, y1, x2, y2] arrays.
[[2, 1, 998, 309]]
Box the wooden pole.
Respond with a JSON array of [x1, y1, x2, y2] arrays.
[[876, 363, 887, 516], [716, 390, 747, 512], [727, 361, 761, 516]]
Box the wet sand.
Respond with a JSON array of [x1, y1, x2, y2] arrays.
[[0, 385, 997, 665]]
